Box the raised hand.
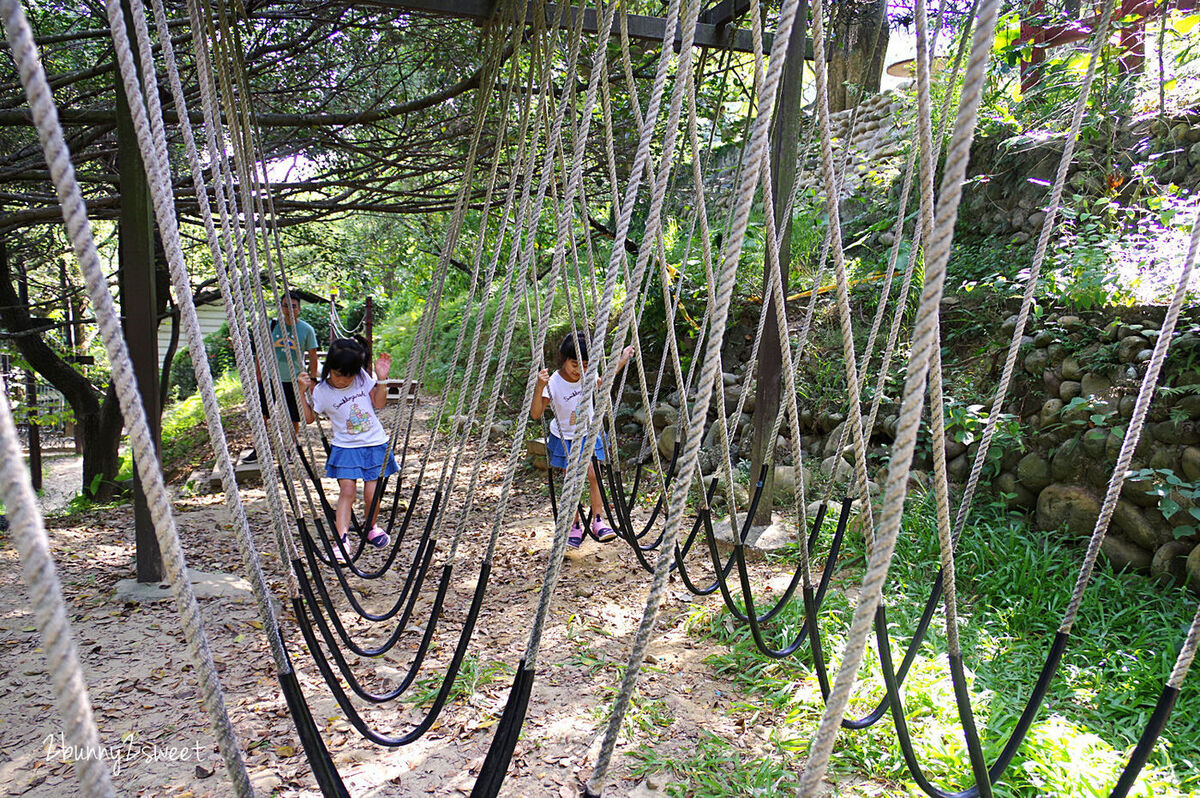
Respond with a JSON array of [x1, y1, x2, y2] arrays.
[[375, 353, 393, 380]]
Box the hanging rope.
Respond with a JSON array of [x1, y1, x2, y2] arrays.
[[4, 0, 253, 790], [585, 0, 805, 789], [0, 384, 114, 797], [799, 0, 1003, 786]]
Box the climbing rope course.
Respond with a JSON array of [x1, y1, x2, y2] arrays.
[[2, 0, 1199, 794]]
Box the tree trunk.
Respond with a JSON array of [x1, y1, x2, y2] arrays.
[[79, 383, 124, 499], [827, 0, 889, 112], [0, 238, 124, 500]]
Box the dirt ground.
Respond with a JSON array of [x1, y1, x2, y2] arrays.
[[25, 450, 82, 514], [0, 401, 847, 797]]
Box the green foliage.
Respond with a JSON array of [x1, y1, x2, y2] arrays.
[[401, 653, 511, 709], [60, 491, 127, 518], [1039, 197, 1135, 311], [946, 240, 1030, 298], [168, 323, 237, 401], [6, 396, 74, 430], [1129, 468, 1200, 541], [945, 398, 1019, 450], [297, 303, 331, 348], [629, 732, 800, 797], [592, 675, 674, 743], [375, 288, 512, 399], [161, 372, 245, 469]]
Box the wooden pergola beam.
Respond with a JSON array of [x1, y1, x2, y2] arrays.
[[359, 0, 781, 53], [699, 0, 752, 26]]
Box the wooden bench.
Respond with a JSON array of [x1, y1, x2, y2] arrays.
[[382, 379, 421, 401]]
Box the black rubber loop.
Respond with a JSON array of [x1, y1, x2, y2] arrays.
[[294, 559, 449, 701], [545, 457, 596, 537], [1110, 684, 1180, 797], [696, 474, 830, 625], [276, 644, 350, 798], [293, 561, 493, 747], [470, 660, 535, 798], [718, 500, 847, 658], [860, 613, 1073, 797], [298, 493, 443, 623], [304, 479, 425, 579], [297, 518, 440, 653], [600, 438, 681, 545], [295, 442, 415, 565]]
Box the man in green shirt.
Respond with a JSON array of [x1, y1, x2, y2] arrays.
[[249, 291, 318, 460]]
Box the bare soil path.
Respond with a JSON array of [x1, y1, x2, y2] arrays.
[[0, 398, 858, 797]]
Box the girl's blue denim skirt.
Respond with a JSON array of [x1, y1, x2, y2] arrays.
[[325, 443, 400, 481], [547, 433, 606, 469]]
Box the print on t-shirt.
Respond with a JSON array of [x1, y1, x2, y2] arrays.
[[346, 403, 372, 436], [310, 369, 388, 449], [543, 371, 592, 441]]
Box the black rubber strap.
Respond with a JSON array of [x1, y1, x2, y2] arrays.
[[471, 660, 535, 797], [277, 638, 350, 796], [1110, 684, 1180, 797]]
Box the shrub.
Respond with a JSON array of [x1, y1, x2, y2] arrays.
[[168, 322, 236, 400]]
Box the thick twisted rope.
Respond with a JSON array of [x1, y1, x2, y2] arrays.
[[0, 382, 114, 797], [1170, 602, 1200, 689], [429, 25, 530, 509], [121, 0, 309, 676], [520, 0, 678, 669], [4, 1, 252, 790], [444, 3, 581, 559], [1060, 193, 1198, 633], [951, 0, 1116, 540], [179, 0, 307, 585], [401, 11, 524, 500], [798, 0, 1002, 787], [201, 0, 302, 493], [586, 0, 804, 790], [819, 2, 973, 497], [807, 2, 879, 542]]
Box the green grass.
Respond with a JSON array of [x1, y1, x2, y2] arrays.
[[675, 494, 1200, 796], [588, 665, 674, 743], [630, 731, 801, 797], [401, 653, 511, 709]]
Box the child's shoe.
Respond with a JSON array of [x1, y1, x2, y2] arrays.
[[367, 525, 391, 549], [592, 515, 617, 543], [332, 534, 349, 563], [567, 521, 584, 549]]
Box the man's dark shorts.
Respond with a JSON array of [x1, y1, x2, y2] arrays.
[[258, 380, 300, 423]]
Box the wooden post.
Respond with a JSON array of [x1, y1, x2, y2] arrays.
[[16, 262, 41, 491], [749, 0, 808, 526], [328, 290, 336, 345], [61, 260, 83, 455], [365, 295, 374, 364], [115, 0, 163, 583]]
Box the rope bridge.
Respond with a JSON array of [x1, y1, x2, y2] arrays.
[[0, 0, 1196, 796]]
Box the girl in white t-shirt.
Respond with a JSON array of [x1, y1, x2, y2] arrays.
[[531, 331, 634, 549], [297, 337, 398, 560]]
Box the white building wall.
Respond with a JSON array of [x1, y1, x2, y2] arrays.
[[155, 300, 228, 366]]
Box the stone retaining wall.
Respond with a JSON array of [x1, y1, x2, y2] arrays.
[[541, 302, 1200, 592]]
